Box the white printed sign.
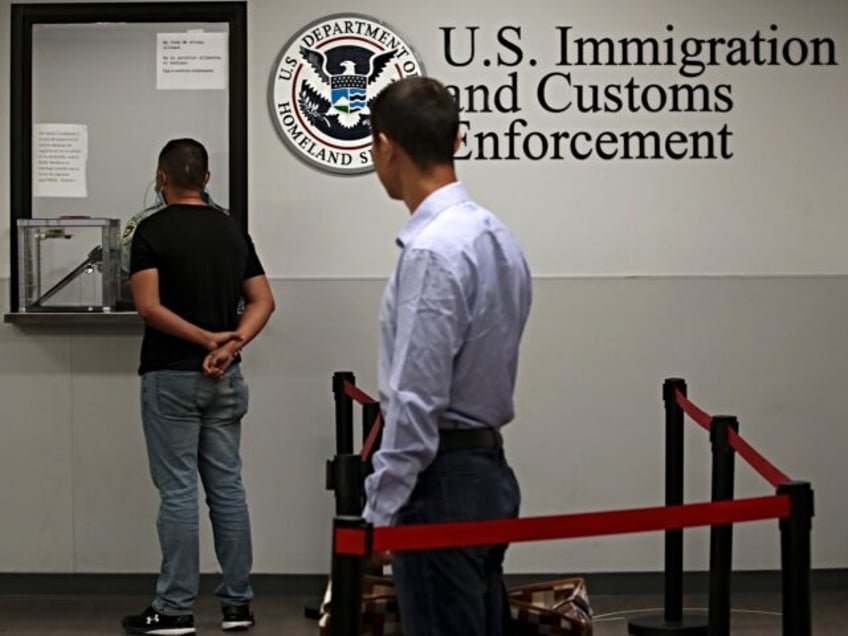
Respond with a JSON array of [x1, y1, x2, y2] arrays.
[[33, 123, 88, 198], [157, 32, 228, 90]]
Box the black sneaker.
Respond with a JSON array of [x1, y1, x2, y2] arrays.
[[221, 603, 255, 631], [121, 605, 195, 635]]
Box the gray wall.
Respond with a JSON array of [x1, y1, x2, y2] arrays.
[[0, 0, 846, 576], [1, 276, 846, 574]]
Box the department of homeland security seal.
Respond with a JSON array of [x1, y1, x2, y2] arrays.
[[269, 14, 425, 175]]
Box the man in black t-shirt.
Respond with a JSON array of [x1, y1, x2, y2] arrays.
[[122, 139, 274, 636]]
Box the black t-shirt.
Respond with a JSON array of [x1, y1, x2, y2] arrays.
[[130, 204, 265, 375]]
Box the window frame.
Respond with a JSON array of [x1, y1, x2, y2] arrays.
[[8, 2, 248, 314]]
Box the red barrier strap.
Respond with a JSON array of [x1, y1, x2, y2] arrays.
[[335, 495, 790, 556], [337, 382, 792, 550], [343, 380, 377, 405], [675, 389, 712, 431], [335, 528, 369, 556], [360, 413, 383, 461], [728, 428, 791, 488], [339, 381, 382, 460], [674, 389, 791, 487]]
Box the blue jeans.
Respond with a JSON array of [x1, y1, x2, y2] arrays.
[[392, 447, 521, 636], [141, 366, 253, 615]]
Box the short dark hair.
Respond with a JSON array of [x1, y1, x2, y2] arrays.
[[370, 77, 459, 170], [158, 138, 208, 190]]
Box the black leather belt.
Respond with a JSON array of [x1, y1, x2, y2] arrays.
[[438, 427, 503, 452]]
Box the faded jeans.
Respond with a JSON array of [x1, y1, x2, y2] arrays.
[[141, 365, 253, 614]]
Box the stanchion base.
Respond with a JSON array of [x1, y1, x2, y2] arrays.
[[628, 613, 708, 635], [303, 597, 321, 620]]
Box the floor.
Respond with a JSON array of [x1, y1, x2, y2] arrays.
[[0, 590, 845, 634]]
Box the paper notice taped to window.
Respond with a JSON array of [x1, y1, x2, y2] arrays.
[[157, 32, 228, 90], [33, 123, 88, 198]]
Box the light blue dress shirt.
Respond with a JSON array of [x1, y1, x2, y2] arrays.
[[363, 181, 532, 527]]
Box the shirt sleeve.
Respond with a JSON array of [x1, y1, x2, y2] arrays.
[[129, 222, 157, 275], [363, 249, 469, 526], [121, 206, 162, 276], [244, 233, 265, 279], [120, 217, 137, 276]]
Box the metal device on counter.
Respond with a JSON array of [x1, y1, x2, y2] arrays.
[[17, 217, 121, 313]]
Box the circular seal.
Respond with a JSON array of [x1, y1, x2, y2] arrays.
[[269, 14, 425, 175]]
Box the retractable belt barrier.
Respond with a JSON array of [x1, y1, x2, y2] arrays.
[[327, 376, 813, 636], [342, 380, 382, 461], [334, 495, 791, 556], [675, 388, 791, 488]]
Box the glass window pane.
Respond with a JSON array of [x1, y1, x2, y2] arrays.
[[31, 21, 230, 223]]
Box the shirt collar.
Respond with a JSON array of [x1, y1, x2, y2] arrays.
[[396, 181, 470, 248]]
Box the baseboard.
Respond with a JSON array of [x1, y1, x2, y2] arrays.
[[505, 569, 848, 595], [0, 569, 844, 597], [0, 573, 327, 597]]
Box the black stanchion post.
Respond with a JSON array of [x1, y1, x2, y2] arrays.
[[333, 371, 356, 455], [707, 416, 738, 636], [333, 454, 364, 515], [665, 378, 687, 624], [629, 379, 707, 636], [330, 516, 369, 636], [307, 372, 360, 620], [328, 371, 366, 516], [778, 481, 814, 636]]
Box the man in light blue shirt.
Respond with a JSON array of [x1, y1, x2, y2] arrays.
[[364, 77, 532, 636]]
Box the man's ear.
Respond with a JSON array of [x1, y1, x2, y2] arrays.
[[155, 168, 167, 190], [454, 130, 463, 153], [202, 172, 210, 188], [373, 132, 396, 162]]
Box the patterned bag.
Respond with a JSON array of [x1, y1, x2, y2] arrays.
[[507, 578, 593, 635], [319, 575, 402, 636], [319, 575, 592, 635]]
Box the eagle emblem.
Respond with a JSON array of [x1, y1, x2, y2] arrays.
[[298, 45, 398, 131], [269, 14, 424, 174]]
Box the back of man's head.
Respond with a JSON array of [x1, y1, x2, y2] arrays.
[[158, 138, 209, 190], [370, 77, 459, 171]]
